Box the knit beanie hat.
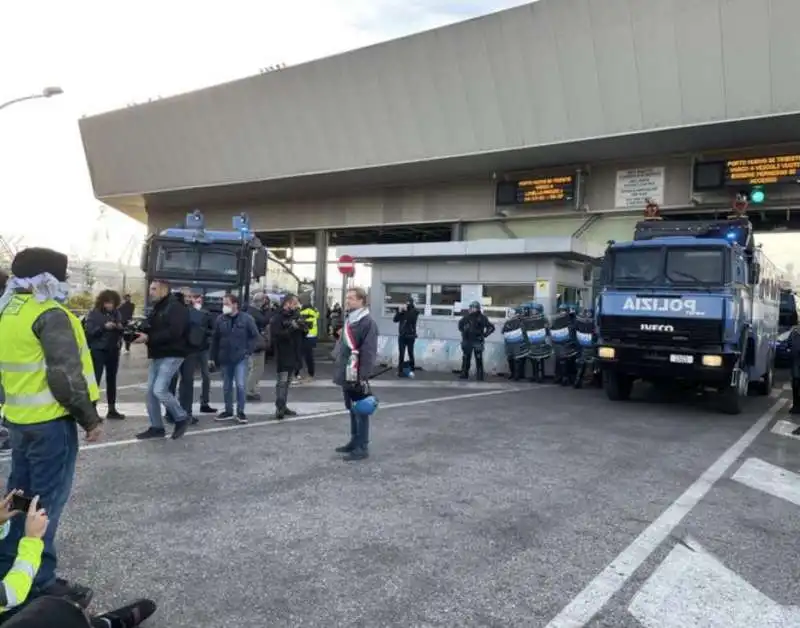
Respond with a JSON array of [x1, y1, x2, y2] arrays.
[[11, 248, 69, 283]]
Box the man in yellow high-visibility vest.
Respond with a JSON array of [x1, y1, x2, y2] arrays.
[[0, 248, 101, 609], [298, 301, 320, 382]]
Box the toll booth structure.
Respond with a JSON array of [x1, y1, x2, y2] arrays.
[[336, 237, 605, 374]]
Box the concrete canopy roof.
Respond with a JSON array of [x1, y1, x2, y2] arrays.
[[80, 0, 800, 221], [337, 236, 605, 263]]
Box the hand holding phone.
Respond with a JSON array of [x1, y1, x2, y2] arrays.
[[23, 496, 48, 540], [10, 493, 32, 515]]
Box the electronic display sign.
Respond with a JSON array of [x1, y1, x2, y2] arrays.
[[724, 155, 800, 186], [496, 175, 575, 206]]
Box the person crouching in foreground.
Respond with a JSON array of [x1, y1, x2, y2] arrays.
[[333, 287, 379, 461]]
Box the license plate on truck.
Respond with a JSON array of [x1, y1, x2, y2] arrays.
[[670, 354, 694, 364]]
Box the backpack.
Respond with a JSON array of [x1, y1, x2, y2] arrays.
[[185, 307, 206, 350]]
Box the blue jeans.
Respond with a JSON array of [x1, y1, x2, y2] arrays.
[[147, 357, 187, 429], [0, 419, 78, 591], [343, 389, 370, 450], [222, 359, 248, 414]]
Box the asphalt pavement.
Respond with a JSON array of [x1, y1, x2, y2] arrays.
[[5, 347, 800, 627]]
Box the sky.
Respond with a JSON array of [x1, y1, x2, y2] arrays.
[[1, 0, 797, 272], [0, 0, 527, 264]]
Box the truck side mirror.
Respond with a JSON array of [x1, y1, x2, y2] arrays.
[[139, 243, 149, 273], [252, 247, 267, 279]]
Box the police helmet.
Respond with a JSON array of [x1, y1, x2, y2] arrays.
[[513, 306, 524, 316], [469, 300, 481, 310]]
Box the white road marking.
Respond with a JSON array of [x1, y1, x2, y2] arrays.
[[628, 537, 800, 627], [116, 379, 521, 392], [196, 379, 518, 390], [769, 387, 781, 398], [80, 387, 524, 451], [731, 457, 800, 507], [545, 398, 786, 628], [771, 419, 800, 441], [97, 401, 344, 417], [783, 381, 792, 391]]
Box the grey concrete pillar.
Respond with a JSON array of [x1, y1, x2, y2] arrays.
[[313, 229, 329, 340], [451, 221, 464, 241]]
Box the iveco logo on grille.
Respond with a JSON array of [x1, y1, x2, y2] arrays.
[[640, 324, 675, 332]]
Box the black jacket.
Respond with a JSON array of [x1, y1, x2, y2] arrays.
[[269, 308, 306, 371], [393, 306, 419, 338], [145, 294, 190, 359], [84, 308, 123, 352], [458, 311, 495, 343], [118, 301, 135, 324], [193, 306, 216, 352]]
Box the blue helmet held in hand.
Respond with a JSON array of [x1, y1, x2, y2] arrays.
[[353, 395, 379, 416]]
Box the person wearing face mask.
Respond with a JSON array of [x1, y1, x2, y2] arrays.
[[83, 290, 125, 420], [210, 294, 259, 424], [191, 292, 217, 415], [164, 288, 212, 424], [0, 248, 100, 608], [268, 294, 308, 420]]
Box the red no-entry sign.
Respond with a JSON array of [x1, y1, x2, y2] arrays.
[[337, 254, 355, 276]]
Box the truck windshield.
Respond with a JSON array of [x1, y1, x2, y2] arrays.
[[610, 249, 662, 283], [154, 244, 240, 279], [610, 247, 725, 286], [665, 249, 724, 285]]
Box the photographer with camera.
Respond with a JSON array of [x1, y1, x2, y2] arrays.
[[268, 294, 308, 420]]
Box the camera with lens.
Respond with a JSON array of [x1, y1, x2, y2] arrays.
[[122, 317, 149, 344]]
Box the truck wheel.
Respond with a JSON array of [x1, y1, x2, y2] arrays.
[[603, 370, 633, 401], [751, 362, 774, 396], [719, 368, 748, 415]]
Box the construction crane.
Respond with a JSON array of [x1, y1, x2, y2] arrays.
[[0, 235, 23, 269], [118, 235, 141, 293]]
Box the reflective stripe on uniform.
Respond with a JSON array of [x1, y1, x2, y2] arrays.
[[9, 560, 35, 582], [0, 362, 45, 373], [0, 581, 19, 608]]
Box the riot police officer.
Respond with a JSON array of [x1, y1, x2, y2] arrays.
[[522, 302, 550, 383], [457, 301, 495, 381], [573, 307, 599, 389], [502, 307, 528, 381], [551, 304, 579, 386]]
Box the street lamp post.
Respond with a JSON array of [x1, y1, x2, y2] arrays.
[[0, 86, 64, 112]]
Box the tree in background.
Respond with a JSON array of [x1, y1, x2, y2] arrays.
[[66, 292, 94, 313], [81, 261, 96, 293]]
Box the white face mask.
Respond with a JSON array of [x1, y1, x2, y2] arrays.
[[194, 302, 202, 310], [222, 305, 233, 315]]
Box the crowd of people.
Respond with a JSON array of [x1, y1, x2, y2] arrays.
[[0, 246, 382, 624]]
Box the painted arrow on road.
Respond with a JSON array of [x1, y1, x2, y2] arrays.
[[629, 538, 800, 627]]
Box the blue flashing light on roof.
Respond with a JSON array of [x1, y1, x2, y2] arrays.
[[158, 210, 256, 243]]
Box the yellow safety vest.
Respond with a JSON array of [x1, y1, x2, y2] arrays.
[[0, 294, 99, 425], [300, 307, 319, 338]]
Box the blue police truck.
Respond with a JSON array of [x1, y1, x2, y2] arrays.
[[139, 210, 268, 313], [595, 215, 780, 414]]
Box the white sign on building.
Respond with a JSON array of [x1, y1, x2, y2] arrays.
[[614, 167, 665, 208]]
